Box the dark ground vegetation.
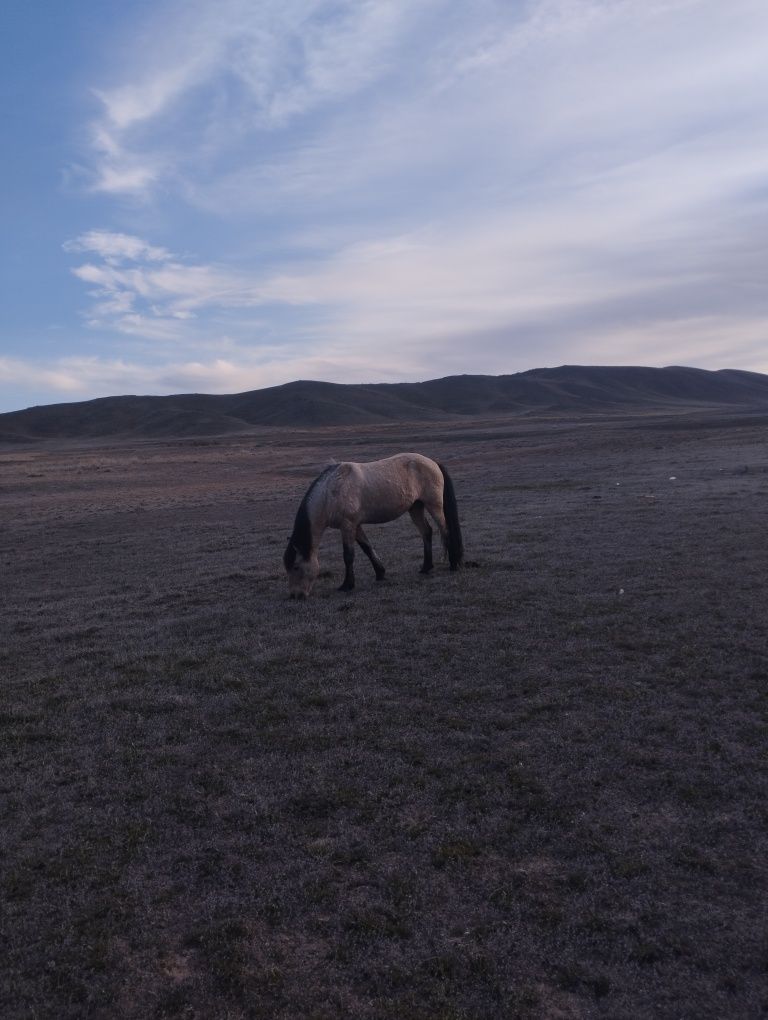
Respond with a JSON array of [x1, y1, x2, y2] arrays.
[[1, 409, 767, 1018]]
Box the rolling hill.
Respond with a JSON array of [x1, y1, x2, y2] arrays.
[[2, 365, 768, 441]]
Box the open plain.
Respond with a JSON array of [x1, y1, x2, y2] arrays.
[[2, 409, 767, 1019]]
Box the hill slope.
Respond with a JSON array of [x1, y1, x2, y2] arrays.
[[2, 365, 768, 441]]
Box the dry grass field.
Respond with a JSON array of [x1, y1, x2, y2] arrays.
[[2, 409, 767, 1019]]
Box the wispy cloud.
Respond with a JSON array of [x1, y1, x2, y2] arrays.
[[0, 343, 423, 405], [64, 230, 266, 339], [83, 0, 768, 211], [64, 230, 171, 264], [85, 0, 422, 197]]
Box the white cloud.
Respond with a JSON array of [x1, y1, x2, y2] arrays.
[[0, 344, 413, 407], [64, 230, 171, 264], [95, 63, 207, 132], [84, 0, 422, 196], [64, 232, 271, 339], [78, 0, 768, 242]]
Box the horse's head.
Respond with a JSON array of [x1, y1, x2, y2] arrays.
[[283, 539, 319, 598]]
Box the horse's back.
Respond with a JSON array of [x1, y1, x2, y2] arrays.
[[326, 453, 443, 526]]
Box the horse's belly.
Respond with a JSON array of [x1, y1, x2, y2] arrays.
[[364, 509, 405, 525], [360, 493, 413, 524]]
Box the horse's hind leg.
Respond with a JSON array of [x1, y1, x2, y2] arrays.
[[409, 501, 433, 574], [356, 525, 386, 581], [338, 523, 356, 591], [424, 501, 455, 568]]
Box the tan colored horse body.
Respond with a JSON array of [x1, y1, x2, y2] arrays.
[[284, 453, 463, 597]]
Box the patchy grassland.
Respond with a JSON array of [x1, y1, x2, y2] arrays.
[[1, 410, 767, 1019]]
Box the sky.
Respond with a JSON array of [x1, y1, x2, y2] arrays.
[[2, 0, 768, 413]]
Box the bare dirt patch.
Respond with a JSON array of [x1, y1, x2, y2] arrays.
[[1, 411, 767, 1018]]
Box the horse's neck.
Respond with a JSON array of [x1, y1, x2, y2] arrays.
[[305, 476, 333, 552], [309, 512, 328, 553]]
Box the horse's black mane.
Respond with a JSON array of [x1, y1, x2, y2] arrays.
[[283, 464, 338, 568]]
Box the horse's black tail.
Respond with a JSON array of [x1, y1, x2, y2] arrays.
[[438, 462, 464, 570]]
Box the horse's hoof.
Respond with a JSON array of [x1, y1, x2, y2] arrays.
[[375, 572, 386, 582], [337, 584, 354, 592], [419, 567, 433, 575]]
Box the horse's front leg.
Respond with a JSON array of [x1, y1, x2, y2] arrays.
[[356, 525, 386, 581], [338, 522, 356, 591]]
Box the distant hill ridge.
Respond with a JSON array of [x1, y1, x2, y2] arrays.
[[3, 365, 768, 441]]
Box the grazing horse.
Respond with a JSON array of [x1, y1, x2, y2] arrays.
[[283, 453, 463, 598]]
